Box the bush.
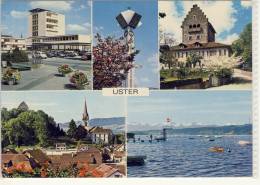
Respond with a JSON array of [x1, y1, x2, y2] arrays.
[[214, 68, 233, 78], [2, 68, 21, 84], [1, 48, 29, 63], [58, 64, 73, 75], [1, 52, 12, 62], [70, 71, 89, 89]]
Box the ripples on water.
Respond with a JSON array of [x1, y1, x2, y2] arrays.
[[127, 135, 252, 177]]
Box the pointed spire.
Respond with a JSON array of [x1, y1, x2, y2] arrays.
[[82, 98, 89, 126]]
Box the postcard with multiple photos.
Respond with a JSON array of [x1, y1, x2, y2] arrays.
[[0, 0, 257, 181]]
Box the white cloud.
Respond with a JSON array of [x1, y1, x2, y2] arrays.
[[66, 22, 91, 34], [66, 24, 86, 32], [218, 33, 239, 44], [83, 22, 91, 28], [94, 26, 104, 32], [159, 1, 183, 43], [10, 10, 28, 19], [79, 4, 86, 10], [241, 1, 252, 8], [30, 1, 73, 12], [159, 1, 237, 43]]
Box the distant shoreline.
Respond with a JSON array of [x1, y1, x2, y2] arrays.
[[128, 124, 252, 136]]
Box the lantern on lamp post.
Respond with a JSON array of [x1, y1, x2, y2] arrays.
[[116, 8, 142, 88]]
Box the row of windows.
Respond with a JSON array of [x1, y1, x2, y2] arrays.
[[46, 30, 58, 33], [189, 24, 200, 29], [43, 35, 78, 42], [32, 14, 38, 19], [32, 26, 38, 31], [46, 24, 56, 29], [32, 32, 38, 36], [175, 49, 228, 58], [32, 20, 38, 25], [32, 39, 41, 42], [46, 18, 58, 24], [188, 35, 201, 41], [2, 39, 24, 43]]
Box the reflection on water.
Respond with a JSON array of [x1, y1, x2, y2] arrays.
[[127, 135, 252, 177]]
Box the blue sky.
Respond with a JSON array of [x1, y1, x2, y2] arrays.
[[93, 0, 159, 89], [1, 0, 91, 37], [127, 91, 252, 131], [159, 0, 252, 44], [1, 91, 126, 123]]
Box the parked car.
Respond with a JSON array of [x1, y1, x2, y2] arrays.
[[47, 51, 56, 58], [81, 54, 91, 61], [66, 51, 78, 57], [57, 51, 66, 58], [35, 51, 47, 59]]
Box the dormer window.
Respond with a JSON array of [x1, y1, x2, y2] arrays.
[[179, 43, 187, 49], [193, 15, 196, 20], [194, 42, 202, 47]]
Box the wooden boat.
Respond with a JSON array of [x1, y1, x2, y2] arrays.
[[127, 156, 147, 166], [209, 147, 224, 153]]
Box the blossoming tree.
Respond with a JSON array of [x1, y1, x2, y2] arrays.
[[93, 33, 138, 89]]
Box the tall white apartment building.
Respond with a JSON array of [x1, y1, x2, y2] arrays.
[[28, 8, 65, 37], [27, 8, 90, 51]]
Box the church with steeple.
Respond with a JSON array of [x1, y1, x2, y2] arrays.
[[82, 98, 90, 130], [80, 99, 113, 144]]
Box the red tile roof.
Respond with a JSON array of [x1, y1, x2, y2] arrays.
[[91, 164, 119, 177], [1, 154, 33, 174], [23, 149, 51, 164]]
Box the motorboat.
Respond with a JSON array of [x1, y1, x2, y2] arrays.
[[209, 147, 224, 153]]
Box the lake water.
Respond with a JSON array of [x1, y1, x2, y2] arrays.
[[127, 135, 252, 177]]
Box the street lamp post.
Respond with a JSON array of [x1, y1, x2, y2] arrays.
[[116, 8, 142, 88]]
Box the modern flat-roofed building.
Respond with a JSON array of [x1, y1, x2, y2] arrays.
[[1, 35, 26, 52], [27, 8, 91, 51], [28, 34, 91, 51], [28, 8, 65, 37]]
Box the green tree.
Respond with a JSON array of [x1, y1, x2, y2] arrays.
[[3, 110, 48, 147], [232, 23, 252, 69], [74, 125, 88, 140], [11, 47, 29, 63], [67, 119, 77, 138], [5, 117, 35, 146], [186, 52, 202, 68], [1, 107, 11, 122], [160, 50, 178, 69]]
